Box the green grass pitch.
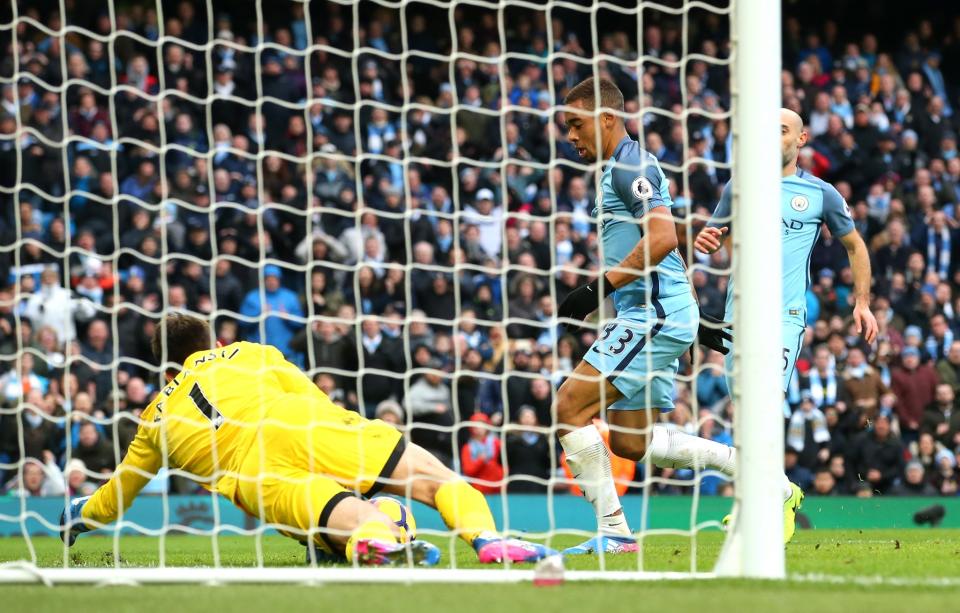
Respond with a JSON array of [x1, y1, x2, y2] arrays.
[[2, 529, 959, 613]]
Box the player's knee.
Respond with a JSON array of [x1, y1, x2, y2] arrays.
[[411, 477, 442, 504], [609, 432, 647, 461], [391, 443, 457, 505]]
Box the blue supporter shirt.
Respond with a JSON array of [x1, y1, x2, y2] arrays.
[[710, 169, 856, 322], [596, 136, 693, 315]]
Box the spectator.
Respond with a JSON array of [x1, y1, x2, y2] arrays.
[[72, 420, 115, 475], [374, 398, 404, 428], [828, 453, 854, 494], [804, 345, 840, 408], [0, 354, 48, 406], [810, 467, 838, 496], [934, 457, 958, 496], [290, 319, 352, 380], [64, 458, 97, 497], [935, 340, 960, 399], [504, 406, 551, 493], [405, 358, 454, 466], [354, 319, 405, 416], [417, 274, 457, 331], [80, 320, 113, 403], [911, 433, 944, 485], [840, 346, 885, 421], [891, 346, 939, 443], [784, 446, 813, 493], [787, 395, 831, 470], [0, 388, 58, 468], [921, 383, 960, 448], [890, 460, 938, 496], [925, 313, 954, 362], [462, 188, 503, 259], [119, 159, 159, 205], [21, 266, 97, 343], [696, 350, 730, 411], [340, 211, 387, 265], [3, 453, 65, 497], [847, 413, 905, 495], [238, 265, 304, 363], [507, 275, 542, 340], [460, 413, 504, 494]]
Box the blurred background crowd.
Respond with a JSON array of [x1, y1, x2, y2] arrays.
[[1, 0, 959, 500]]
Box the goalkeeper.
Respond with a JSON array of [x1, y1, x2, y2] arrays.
[[61, 313, 554, 566]]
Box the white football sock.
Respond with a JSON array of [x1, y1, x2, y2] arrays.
[[781, 472, 794, 501], [644, 424, 737, 475], [560, 425, 631, 537], [645, 426, 794, 501]]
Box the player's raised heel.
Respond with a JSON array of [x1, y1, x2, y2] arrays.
[[353, 539, 441, 566], [474, 537, 558, 563], [562, 534, 639, 556]]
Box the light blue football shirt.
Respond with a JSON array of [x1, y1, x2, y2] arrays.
[[596, 135, 693, 316], [710, 169, 856, 322]]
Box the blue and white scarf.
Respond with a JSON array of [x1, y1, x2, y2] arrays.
[[807, 368, 837, 408], [787, 407, 830, 452], [926, 328, 954, 360], [928, 226, 951, 279]]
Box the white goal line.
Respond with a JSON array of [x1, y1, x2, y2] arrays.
[[4, 566, 958, 588], [0, 565, 715, 586]]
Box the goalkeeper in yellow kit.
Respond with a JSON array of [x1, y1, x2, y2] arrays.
[[61, 313, 555, 565]]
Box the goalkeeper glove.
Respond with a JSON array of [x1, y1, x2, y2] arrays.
[[60, 496, 92, 546], [695, 310, 732, 355], [557, 274, 615, 333]]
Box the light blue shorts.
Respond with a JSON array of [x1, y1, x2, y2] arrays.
[[723, 317, 806, 393], [583, 302, 698, 413]]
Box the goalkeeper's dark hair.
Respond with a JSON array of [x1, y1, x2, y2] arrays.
[[152, 313, 213, 369], [564, 77, 625, 113]]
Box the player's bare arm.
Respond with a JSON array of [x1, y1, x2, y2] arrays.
[[839, 230, 878, 344], [607, 211, 678, 288], [558, 212, 679, 326]]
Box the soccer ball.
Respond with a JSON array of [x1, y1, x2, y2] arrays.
[[370, 496, 417, 543]]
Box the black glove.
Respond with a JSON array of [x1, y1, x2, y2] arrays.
[[557, 274, 615, 332], [696, 310, 733, 355]]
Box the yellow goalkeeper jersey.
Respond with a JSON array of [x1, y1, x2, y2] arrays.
[[82, 341, 324, 526]]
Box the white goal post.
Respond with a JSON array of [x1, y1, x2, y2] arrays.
[[0, 0, 784, 584], [714, 0, 785, 579]]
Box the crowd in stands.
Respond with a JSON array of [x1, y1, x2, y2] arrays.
[[1, 0, 960, 499]]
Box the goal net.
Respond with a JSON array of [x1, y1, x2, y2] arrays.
[[0, 0, 783, 584]]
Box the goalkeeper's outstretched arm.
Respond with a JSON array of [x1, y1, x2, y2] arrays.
[[61, 421, 162, 545]]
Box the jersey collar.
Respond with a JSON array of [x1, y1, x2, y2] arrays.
[[610, 135, 632, 162]]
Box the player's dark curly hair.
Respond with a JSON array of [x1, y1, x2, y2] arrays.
[[564, 76, 625, 112], [151, 313, 213, 369]]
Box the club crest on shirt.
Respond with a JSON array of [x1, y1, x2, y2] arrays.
[[790, 195, 809, 212], [632, 176, 653, 200]]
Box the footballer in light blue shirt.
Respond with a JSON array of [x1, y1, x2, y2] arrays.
[[695, 108, 879, 392], [554, 77, 738, 556]]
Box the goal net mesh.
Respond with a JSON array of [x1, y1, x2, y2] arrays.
[[0, 0, 739, 581]]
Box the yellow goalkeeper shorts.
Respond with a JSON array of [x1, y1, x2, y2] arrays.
[[232, 393, 405, 552]]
